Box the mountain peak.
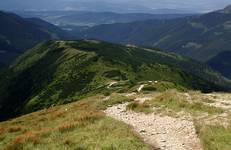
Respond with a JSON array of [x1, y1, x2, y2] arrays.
[[220, 5, 231, 13]]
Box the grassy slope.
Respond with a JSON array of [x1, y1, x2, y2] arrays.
[[127, 90, 224, 115], [196, 123, 231, 150], [0, 40, 230, 120], [0, 94, 149, 150], [1, 88, 231, 150]]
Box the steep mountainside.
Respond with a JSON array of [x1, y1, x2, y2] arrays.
[[208, 51, 231, 79], [0, 40, 230, 120], [25, 18, 69, 38], [0, 11, 68, 66], [79, 6, 231, 63]]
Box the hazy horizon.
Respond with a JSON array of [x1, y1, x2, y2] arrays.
[[1, 0, 230, 14]]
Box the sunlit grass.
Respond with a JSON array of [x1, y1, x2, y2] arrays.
[[97, 93, 133, 110], [127, 102, 153, 114], [0, 95, 148, 150], [195, 122, 231, 150], [127, 90, 224, 115]]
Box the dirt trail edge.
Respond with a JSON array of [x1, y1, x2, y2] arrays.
[[105, 103, 203, 150]]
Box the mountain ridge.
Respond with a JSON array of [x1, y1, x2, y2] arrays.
[[0, 40, 230, 121]]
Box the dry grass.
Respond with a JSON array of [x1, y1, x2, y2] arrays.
[[1, 91, 231, 150], [8, 127, 22, 133], [127, 102, 153, 114], [5, 131, 40, 150], [97, 93, 133, 110], [195, 121, 231, 150], [75, 111, 104, 122], [0, 95, 148, 150], [57, 123, 77, 133], [0, 127, 6, 135], [127, 90, 224, 116]]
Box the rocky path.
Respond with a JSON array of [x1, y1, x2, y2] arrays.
[[105, 103, 202, 150], [205, 93, 231, 111]]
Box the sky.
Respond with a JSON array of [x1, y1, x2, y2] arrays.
[[1, 0, 230, 13], [97, 0, 231, 11]]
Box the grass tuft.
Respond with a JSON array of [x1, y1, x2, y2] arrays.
[[98, 94, 133, 110], [5, 131, 40, 150], [195, 122, 231, 150], [76, 111, 104, 122], [57, 123, 77, 133], [127, 102, 153, 114], [8, 127, 22, 133], [150, 97, 224, 115]]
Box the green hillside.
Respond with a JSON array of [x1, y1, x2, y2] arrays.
[[0, 40, 230, 120]]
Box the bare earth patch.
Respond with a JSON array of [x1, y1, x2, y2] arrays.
[[105, 103, 202, 150]]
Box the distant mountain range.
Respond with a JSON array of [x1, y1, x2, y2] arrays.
[[15, 11, 195, 28], [0, 40, 229, 120], [0, 11, 69, 66], [78, 5, 231, 78]]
